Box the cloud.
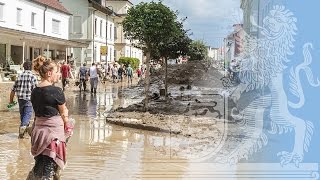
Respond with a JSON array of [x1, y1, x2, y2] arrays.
[[129, 0, 242, 47]]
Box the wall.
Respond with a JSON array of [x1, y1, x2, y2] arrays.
[[45, 8, 69, 40], [60, 0, 89, 40], [106, 1, 131, 15], [0, 0, 69, 40]]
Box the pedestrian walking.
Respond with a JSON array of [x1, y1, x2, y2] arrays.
[[127, 64, 133, 84], [137, 67, 141, 79], [111, 64, 118, 83], [78, 63, 88, 92], [9, 61, 38, 138], [60, 61, 70, 91], [104, 63, 109, 80], [118, 64, 124, 82], [27, 56, 74, 179], [89, 63, 98, 93]]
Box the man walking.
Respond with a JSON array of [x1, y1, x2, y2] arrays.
[[9, 61, 38, 138], [126, 64, 133, 84], [78, 63, 88, 92], [118, 64, 124, 82], [60, 61, 70, 91], [89, 63, 98, 94]]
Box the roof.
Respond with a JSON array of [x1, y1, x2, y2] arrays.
[[32, 0, 71, 15], [106, 0, 133, 6], [88, 0, 119, 16]]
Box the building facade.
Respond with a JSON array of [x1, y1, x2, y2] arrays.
[[0, 0, 86, 68], [106, 0, 143, 65], [240, 0, 286, 38], [60, 0, 116, 66], [207, 46, 219, 61]]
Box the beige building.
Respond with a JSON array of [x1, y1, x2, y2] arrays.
[[106, 0, 143, 64]]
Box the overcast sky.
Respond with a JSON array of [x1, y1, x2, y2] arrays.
[[130, 0, 243, 47]]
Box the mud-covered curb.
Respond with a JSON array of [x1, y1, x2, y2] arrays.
[[106, 111, 223, 140], [105, 117, 180, 134]]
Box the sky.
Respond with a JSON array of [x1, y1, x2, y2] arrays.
[[130, 0, 243, 47]]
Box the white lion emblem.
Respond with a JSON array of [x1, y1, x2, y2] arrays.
[[229, 5, 319, 166]]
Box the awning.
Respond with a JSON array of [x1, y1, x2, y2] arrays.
[[0, 26, 89, 48]]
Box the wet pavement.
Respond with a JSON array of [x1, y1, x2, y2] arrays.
[[0, 80, 250, 179]]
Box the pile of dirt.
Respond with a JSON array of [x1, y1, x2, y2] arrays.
[[118, 61, 226, 115], [149, 62, 215, 85]]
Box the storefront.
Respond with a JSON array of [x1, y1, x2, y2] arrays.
[[0, 26, 88, 69]]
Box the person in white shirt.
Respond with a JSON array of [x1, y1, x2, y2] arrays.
[[111, 65, 118, 83], [104, 63, 109, 80], [89, 63, 98, 93]]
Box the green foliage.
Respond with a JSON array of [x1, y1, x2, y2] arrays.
[[158, 19, 192, 60], [118, 57, 140, 70], [188, 40, 208, 61], [122, 1, 179, 51]]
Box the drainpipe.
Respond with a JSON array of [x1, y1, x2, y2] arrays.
[[106, 13, 108, 63], [43, 6, 48, 34], [92, 9, 97, 63]]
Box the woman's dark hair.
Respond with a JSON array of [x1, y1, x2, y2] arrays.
[[32, 56, 56, 78]]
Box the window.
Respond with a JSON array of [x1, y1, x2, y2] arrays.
[[109, 47, 112, 60], [31, 12, 36, 27], [109, 24, 112, 39], [94, 18, 97, 35], [17, 8, 22, 25], [73, 16, 82, 33], [0, 3, 4, 21], [52, 19, 60, 34], [105, 23, 108, 39], [0, 44, 6, 61], [100, 20, 102, 37], [114, 26, 117, 40]]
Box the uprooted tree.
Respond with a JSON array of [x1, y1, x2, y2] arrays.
[[122, 1, 185, 111]]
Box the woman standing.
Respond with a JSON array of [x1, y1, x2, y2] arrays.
[[27, 56, 73, 180]]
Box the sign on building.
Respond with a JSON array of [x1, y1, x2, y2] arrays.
[[100, 46, 108, 55]]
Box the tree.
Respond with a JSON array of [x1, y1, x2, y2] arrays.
[[188, 40, 208, 61], [157, 19, 192, 98], [122, 1, 180, 111]]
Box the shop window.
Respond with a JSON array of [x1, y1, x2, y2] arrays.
[[34, 48, 40, 58], [0, 44, 6, 67]]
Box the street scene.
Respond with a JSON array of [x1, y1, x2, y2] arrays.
[[1, 0, 320, 179]]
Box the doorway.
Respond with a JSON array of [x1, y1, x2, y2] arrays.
[[10, 45, 23, 65]]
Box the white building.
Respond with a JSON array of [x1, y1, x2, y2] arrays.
[[60, 0, 116, 65], [207, 46, 219, 61], [106, 0, 143, 64], [0, 0, 87, 67]]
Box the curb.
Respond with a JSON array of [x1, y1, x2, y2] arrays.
[[105, 117, 181, 135]]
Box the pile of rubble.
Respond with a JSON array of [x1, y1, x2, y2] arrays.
[[106, 61, 229, 138]]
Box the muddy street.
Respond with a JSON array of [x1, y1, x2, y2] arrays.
[[0, 81, 239, 179]]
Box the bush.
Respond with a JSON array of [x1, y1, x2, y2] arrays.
[[118, 57, 140, 70]]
